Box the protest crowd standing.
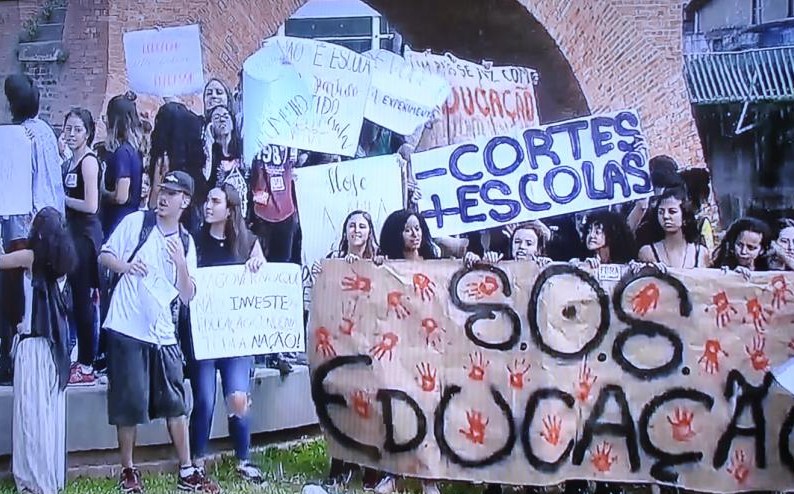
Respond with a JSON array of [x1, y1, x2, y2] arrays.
[[1, 30, 793, 494]]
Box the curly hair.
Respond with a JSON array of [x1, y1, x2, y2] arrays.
[[337, 210, 378, 259], [643, 186, 700, 245], [378, 209, 437, 260], [712, 217, 771, 270], [508, 221, 549, 259], [582, 210, 637, 264], [28, 207, 76, 280]]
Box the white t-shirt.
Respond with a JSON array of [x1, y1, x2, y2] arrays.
[[100, 211, 197, 345]]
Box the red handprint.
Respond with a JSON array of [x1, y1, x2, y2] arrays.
[[743, 297, 772, 333], [465, 275, 500, 300], [314, 326, 336, 358], [415, 362, 437, 392], [507, 358, 531, 390], [351, 390, 371, 419], [540, 415, 562, 446], [666, 407, 696, 442], [699, 339, 728, 374], [591, 442, 617, 473], [412, 273, 436, 302], [387, 291, 411, 319], [339, 298, 357, 336], [459, 410, 489, 445], [466, 351, 490, 381], [341, 272, 372, 293], [771, 274, 794, 309], [369, 332, 399, 361], [727, 449, 750, 485], [705, 291, 738, 328], [576, 362, 598, 402], [420, 317, 446, 349], [631, 283, 660, 316], [745, 334, 770, 371]]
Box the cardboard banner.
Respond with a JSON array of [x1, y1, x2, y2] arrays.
[[363, 49, 450, 137], [190, 264, 304, 359], [309, 260, 794, 492], [404, 49, 539, 150], [0, 125, 32, 216], [411, 110, 653, 237], [123, 24, 204, 97], [243, 36, 371, 158]]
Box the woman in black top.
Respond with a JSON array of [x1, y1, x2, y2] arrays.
[[62, 108, 103, 385], [207, 105, 247, 216]]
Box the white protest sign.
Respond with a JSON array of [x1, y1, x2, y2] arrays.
[[190, 264, 304, 360], [0, 126, 32, 216], [244, 36, 371, 157], [294, 154, 403, 270], [405, 48, 539, 150], [123, 24, 204, 97], [412, 110, 653, 237], [362, 49, 450, 136]]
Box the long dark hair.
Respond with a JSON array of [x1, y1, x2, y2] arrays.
[[63, 108, 96, 147], [209, 104, 242, 160], [713, 217, 771, 270], [644, 186, 700, 245], [106, 91, 142, 152], [378, 209, 437, 260], [337, 210, 378, 259], [215, 184, 254, 262], [150, 102, 206, 196], [582, 210, 637, 264], [28, 208, 76, 280]]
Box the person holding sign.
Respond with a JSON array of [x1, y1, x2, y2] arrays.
[[465, 220, 553, 268], [188, 184, 266, 483], [572, 210, 637, 268], [712, 218, 771, 279]]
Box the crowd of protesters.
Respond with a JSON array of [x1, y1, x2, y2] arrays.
[[1, 66, 793, 494]]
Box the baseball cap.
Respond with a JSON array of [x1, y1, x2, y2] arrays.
[[160, 170, 194, 196]]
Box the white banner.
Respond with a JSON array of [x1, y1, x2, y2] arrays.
[[411, 110, 653, 237], [0, 125, 32, 216], [190, 264, 304, 360], [363, 49, 450, 136], [123, 24, 204, 97]]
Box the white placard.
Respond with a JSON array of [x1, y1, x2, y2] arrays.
[[0, 125, 32, 216], [362, 49, 450, 136], [190, 264, 304, 360], [123, 24, 204, 97], [411, 110, 653, 237]]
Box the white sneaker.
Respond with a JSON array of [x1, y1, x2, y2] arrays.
[[373, 475, 397, 494], [422, 481, 441, 494]]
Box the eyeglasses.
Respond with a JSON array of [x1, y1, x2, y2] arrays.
[[212, 112, 231, 123]]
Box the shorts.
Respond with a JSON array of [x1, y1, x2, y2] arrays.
[[106, 330, 186, 426], [0, 214, 32, 250]]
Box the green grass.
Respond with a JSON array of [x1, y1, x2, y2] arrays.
[[0, 438, 486, 494]]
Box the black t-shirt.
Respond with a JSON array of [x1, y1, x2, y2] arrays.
[[196, 227, 238, 267]]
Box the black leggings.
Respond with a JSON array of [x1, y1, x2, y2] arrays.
[[71, 234, 98, 366]]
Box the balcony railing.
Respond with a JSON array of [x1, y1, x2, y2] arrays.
[[684, 46, 794, 104]]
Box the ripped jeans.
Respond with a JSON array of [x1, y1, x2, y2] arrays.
[[188, 356, 253, 461]]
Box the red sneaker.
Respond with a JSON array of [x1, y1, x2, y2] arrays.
[[119, 467, 144, 493], [69, 364, 97, 386], [177, 466, 221, 493]]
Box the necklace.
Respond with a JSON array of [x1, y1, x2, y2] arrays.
[[661, 241, 687, 268]]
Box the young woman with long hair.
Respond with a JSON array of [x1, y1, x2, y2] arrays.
[[1, 208, 75, 494], [62, 108, 104, 385], [573, 210, 637, 268], [101, 91, 144, 240], [188, 184, 266, 482], [208, 105, 247, 216], [712, 217, 771, 278], [636, 186, 710, 269]]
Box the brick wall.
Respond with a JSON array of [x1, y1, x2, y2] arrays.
[[0, 2, 22, 123]]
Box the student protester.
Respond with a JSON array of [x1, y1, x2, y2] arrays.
[[628, 154, 686, 247], [207, 105, 247, 216], [573, 210, 637, 268], [1, 207, 74, 494], [202, 78, 235, 184], [466, 220, 553, 270], [189, 185, 265, 483], [100, 91, 144, 240], [679, 167, 716, 252], [99, 171, 219, 493], [768, 218, 794, 271], [712, 217, 771, 279], [62, 108, 104, 385], [636, 187, 710, 270]]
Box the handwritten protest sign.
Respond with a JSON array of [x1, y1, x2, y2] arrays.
[[362, 49, 450, 136], [243, 36, 370, 157], [0, 126, 32, 216], [123, 24, 204, 97], [405, 48, 539, 150], [310, 260, 794, 492], [411, 110, 653, 237], [190, 264, 304, 360]]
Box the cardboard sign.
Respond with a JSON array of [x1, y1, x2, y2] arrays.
[[0, 125, 32, 216], [363, 49, 450, 136], [411, 110, 653, 237], [310, 261, 794, 492], [404, 49, 539, 150], [123, 24, 204, 97], [190, 264, 304, 360], [243, 36, 370, 157]]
